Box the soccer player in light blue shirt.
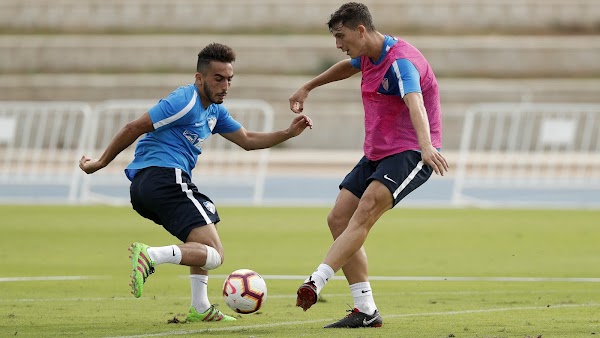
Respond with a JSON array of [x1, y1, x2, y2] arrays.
[[124, 82, 242, 181], [80, 43, 312, 322]]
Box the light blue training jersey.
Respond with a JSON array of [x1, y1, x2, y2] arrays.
[[350, 35, 422, 98], [125, 84, 242, 181]]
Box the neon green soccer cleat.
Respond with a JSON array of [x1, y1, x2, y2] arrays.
[[186, 305, 237, 322], [128, 242, 155, 298]]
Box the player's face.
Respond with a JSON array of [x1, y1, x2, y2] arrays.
[[331, 24, 365, 58], [196, 61, 234, 106]]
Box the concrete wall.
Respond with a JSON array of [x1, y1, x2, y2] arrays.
[[2, 35, 599, 78], [1, 0, 599, 34]]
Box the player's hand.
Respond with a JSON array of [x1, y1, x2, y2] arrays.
[[79, 155, 104, 174], [287, 114, 313, 136], [289, 87, 309, 114], [421, 146, 449, 176]]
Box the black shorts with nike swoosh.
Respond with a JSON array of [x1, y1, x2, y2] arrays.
[[130, 166, 220, 242], [339, 150, 433, 207]]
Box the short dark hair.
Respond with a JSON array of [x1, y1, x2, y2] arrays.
[[327, 2, 376, 32], [196, 43, 236, 73]]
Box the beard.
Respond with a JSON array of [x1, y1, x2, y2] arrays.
[[203, 81, 225, 104]]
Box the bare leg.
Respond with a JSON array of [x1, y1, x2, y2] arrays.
[[326, 182, 391, 320], [296, 182, 392, 312], [329, 189, 379, 315], [184, 223, 224, 273], [326, 189, 368, 284], [183, 224, 224, 313], [323, 180, 392, 271]]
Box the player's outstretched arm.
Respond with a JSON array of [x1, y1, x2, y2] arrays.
[[79, 112, 154, 174], [289, 59, 359, 114], [220, 114, 313, 151]]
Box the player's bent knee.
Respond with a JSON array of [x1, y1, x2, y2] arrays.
[[201, 245, 222, 270], [327, 213, 346, 237]]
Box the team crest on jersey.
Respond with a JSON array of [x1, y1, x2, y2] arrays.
[[203, 201, 216, 214], [381, 78, 389, 91], [183, 130, 204, 150], [207, 117, 217, 132], [183, 130, 198, 144]]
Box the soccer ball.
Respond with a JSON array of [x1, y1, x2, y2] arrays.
[[222, 269, 267, 314]]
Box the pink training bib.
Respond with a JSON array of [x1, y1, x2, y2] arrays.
[[360, 38, 442, 161]]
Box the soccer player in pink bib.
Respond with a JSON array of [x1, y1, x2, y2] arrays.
[[289, 2, 449, 328]]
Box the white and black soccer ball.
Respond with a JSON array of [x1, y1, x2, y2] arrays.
[[222, 269, 267, 314]]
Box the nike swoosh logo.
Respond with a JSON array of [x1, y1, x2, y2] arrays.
[[224, 280, 237, 294], [361, 289, 371, 294], [363, 316, 379, 326], [383, 174, 397, 184], [172, 247, 175, 256]]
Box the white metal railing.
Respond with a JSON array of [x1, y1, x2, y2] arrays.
[[0, 101, 91, 203], [452, 103, 600, 207], [2, 100, 600, 208]]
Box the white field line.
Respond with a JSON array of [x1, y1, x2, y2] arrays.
[[3, 274, 600, 283], [0, 275, 110, 282], [215, 275, 600, 283], [105, 303, 600, 338], [4, 288, 600, 303]]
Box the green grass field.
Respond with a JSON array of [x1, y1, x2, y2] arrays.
[[1, 205, 599, 337]]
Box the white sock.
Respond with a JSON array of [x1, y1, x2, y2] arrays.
[[190, 274, 211, 313], [304, 263, 335, 295], [147, 245, 182, 265], [350, 282, 377, 315]]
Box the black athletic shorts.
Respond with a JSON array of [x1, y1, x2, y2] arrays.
[[340, 150, 433, 207], [130, 166, 220, 242]]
